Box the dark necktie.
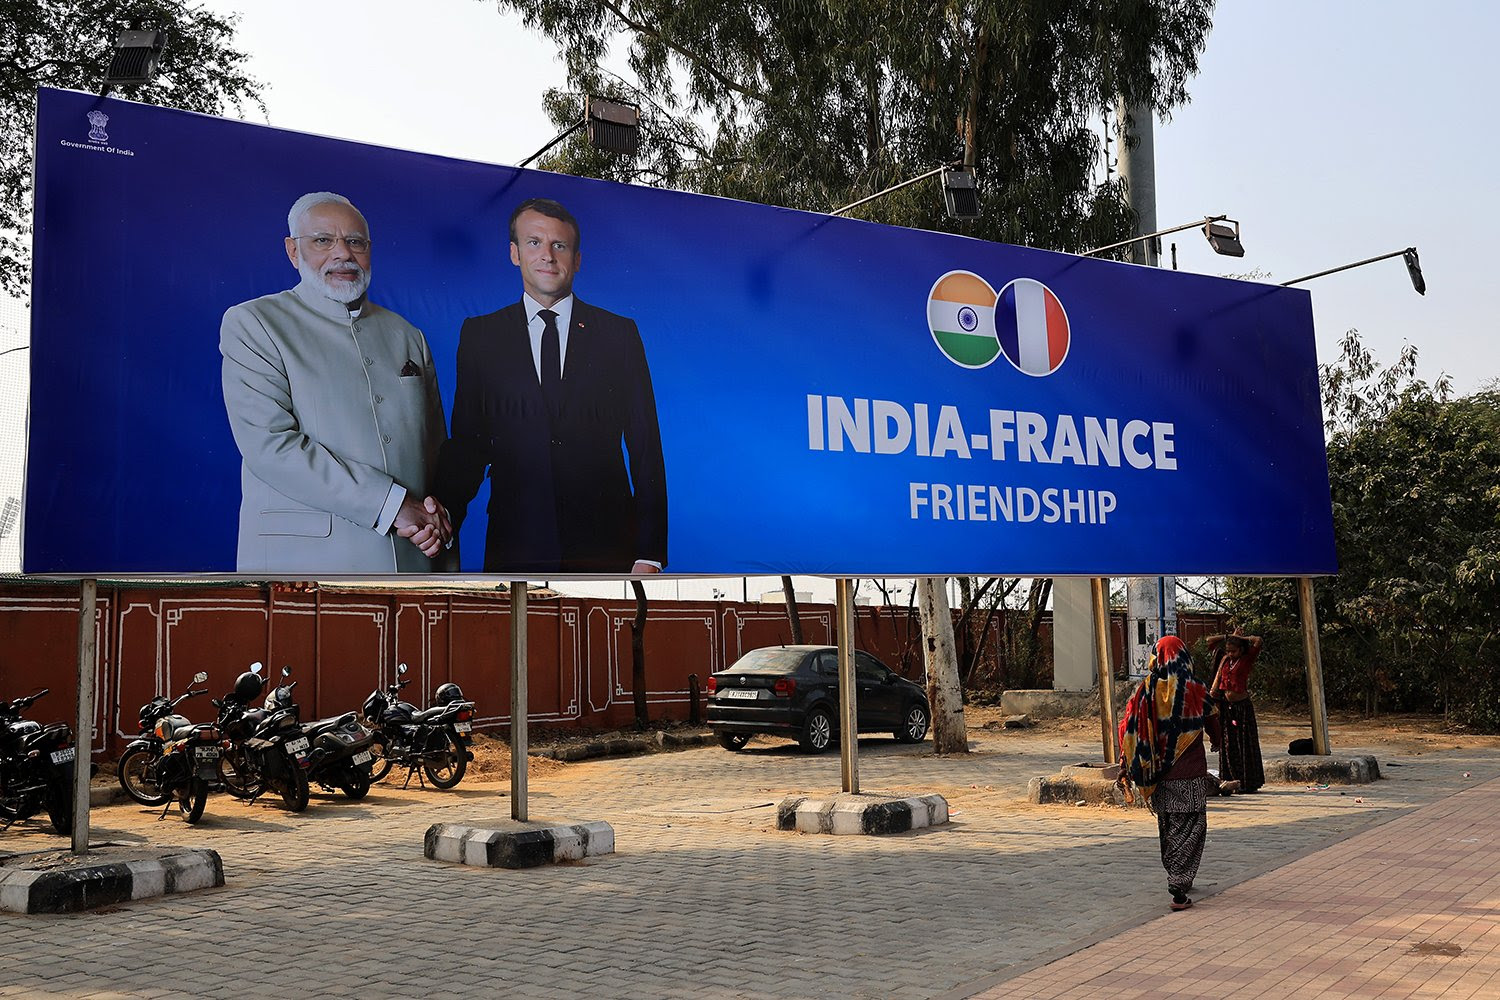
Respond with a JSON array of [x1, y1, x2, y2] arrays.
[[538, 308, 561, 403]]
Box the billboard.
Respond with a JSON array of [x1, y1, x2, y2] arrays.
[[26, 88, 1336, 578]]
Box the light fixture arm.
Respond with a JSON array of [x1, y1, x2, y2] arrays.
[[830, 165, 956, 217], [1083, 216, 1227, 257], [516, 117, 586, 169], [1281, 248, 1417, 287]]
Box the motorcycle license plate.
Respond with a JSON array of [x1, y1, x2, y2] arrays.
[[194, 746, 221, 762], [352, 750, 372, 766], [50, 747, 76, 765], [285, 737, 310, 754], [454, 722, 472, 734]]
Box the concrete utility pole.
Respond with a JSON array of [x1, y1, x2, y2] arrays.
[[72, 579, 97, 854], [510, 582, 528, 821], [1116, 98, 1177, 678]]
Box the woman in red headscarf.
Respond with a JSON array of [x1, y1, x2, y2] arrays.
[[1118, 635, 1222, 911], [1209, 630, 1265, 792]]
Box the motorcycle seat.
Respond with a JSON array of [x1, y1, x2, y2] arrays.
[[305, 712, 358, 737], [411, 706, 450, 723]]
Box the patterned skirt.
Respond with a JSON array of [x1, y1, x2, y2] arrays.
[[1154, 775, 1212, 895], [1219, 698, 1265, 792]]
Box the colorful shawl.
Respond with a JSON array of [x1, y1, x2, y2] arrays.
[[1119, 635, 1212, 809]]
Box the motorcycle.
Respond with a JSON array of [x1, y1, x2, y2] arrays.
[[214, 663, 312, 813], [276, 667, 376, 800], [361, 663, 476, 789], [118, 671, 210, 807], [142, 692, 224, 824], [0, 688, 76, 835]]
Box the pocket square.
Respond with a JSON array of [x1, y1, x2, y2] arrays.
[[399, 359, 422, 377]]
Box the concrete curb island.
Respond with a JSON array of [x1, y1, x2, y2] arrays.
[[0, 847, 223, 914], [1029, 754, 1382, 806], [777, 792, 950, 835]]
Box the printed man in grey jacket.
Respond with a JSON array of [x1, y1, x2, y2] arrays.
[[220, 191, 453, 573]]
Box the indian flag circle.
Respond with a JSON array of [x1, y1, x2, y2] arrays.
[[927, 270, 999, 368]]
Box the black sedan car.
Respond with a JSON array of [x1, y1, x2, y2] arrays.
[[706, 645, 930, 753]]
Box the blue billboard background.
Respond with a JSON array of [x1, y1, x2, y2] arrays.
[[26, 88, 1335, 577]]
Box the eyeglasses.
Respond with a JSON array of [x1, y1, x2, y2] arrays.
[[292, 234, 372, 254]]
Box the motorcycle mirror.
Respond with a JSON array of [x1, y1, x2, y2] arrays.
[[397, 663, 408, 676], [193, 671, 209, 684], [281, 665, 292, 678], [250, 662, 264, 675]]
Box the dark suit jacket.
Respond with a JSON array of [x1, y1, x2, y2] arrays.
[[435, 298, 667, 573]]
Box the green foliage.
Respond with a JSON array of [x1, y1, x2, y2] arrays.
[[1, 0, 264, 297], [492, 0, 1214, 251], [1225, 332, 1500, 728]]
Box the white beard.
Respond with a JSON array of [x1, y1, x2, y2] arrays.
[[299, 258, 370, 305]]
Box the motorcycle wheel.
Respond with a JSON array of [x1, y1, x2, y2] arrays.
[[421, 729, 467, 789], [279, 763, 310, 813], [118, 745, 170, 806], [178, 778, 208, 825], [46, 780, 74, 835], [340, 767, 371, 800], [367, 732, 393, 782], [218, 747, 264, 800]]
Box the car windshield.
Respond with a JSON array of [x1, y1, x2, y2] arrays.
[[724, 648, 812, 674]]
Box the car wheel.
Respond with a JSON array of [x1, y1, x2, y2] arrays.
[[717, 732, 751, 751], [896, 701, 930, 744], [799, 707, 834, 754]]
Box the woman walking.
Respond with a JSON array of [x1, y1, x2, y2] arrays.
[[1209, 630, 1265, 793], [1119, 635, 1222, 911]]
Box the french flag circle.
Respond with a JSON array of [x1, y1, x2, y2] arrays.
[[995, 277, 1070, 376]]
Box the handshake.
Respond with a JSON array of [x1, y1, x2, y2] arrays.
[[394, 494, 453, 558]]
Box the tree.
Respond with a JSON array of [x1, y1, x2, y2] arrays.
[[499, 0, 1213, 250], [780, 575, 804, 644], [630, 579, 649, 728], [2, 1, 263, 297], [916, 578, 967, 753], [1227, 332, 1500, 727]]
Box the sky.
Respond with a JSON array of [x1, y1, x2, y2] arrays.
[[6, 0, 1492, 598]]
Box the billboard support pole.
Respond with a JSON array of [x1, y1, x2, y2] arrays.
[[836, 578, 859, 794], [72, 578, 97, 855], [1298, 577, 1331, 755], [1091, 577, 1118, 764], [510, 581, 528, 821]]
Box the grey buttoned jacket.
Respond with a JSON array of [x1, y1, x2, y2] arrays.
[[220, 278, 449, 573]]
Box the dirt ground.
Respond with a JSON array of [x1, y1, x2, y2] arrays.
[[963, 704, 1500, 757]]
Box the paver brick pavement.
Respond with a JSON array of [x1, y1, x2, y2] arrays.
[[0, 728, 1495, 998], [962, 771, 1500, 1000]]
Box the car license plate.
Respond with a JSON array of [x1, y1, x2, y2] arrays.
[[194, 745, 221, 761], [285, 736, 310, 754], [50, 747, 76, 765], [454, 722, 472, 733], [723, 688, 760, 700], [352, 750, 372, 765]]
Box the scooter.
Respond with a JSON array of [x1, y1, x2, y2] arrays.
[[278, 666, 376, 799]]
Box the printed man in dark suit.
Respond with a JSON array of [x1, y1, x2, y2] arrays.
[[435, 198, 667, 574]]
